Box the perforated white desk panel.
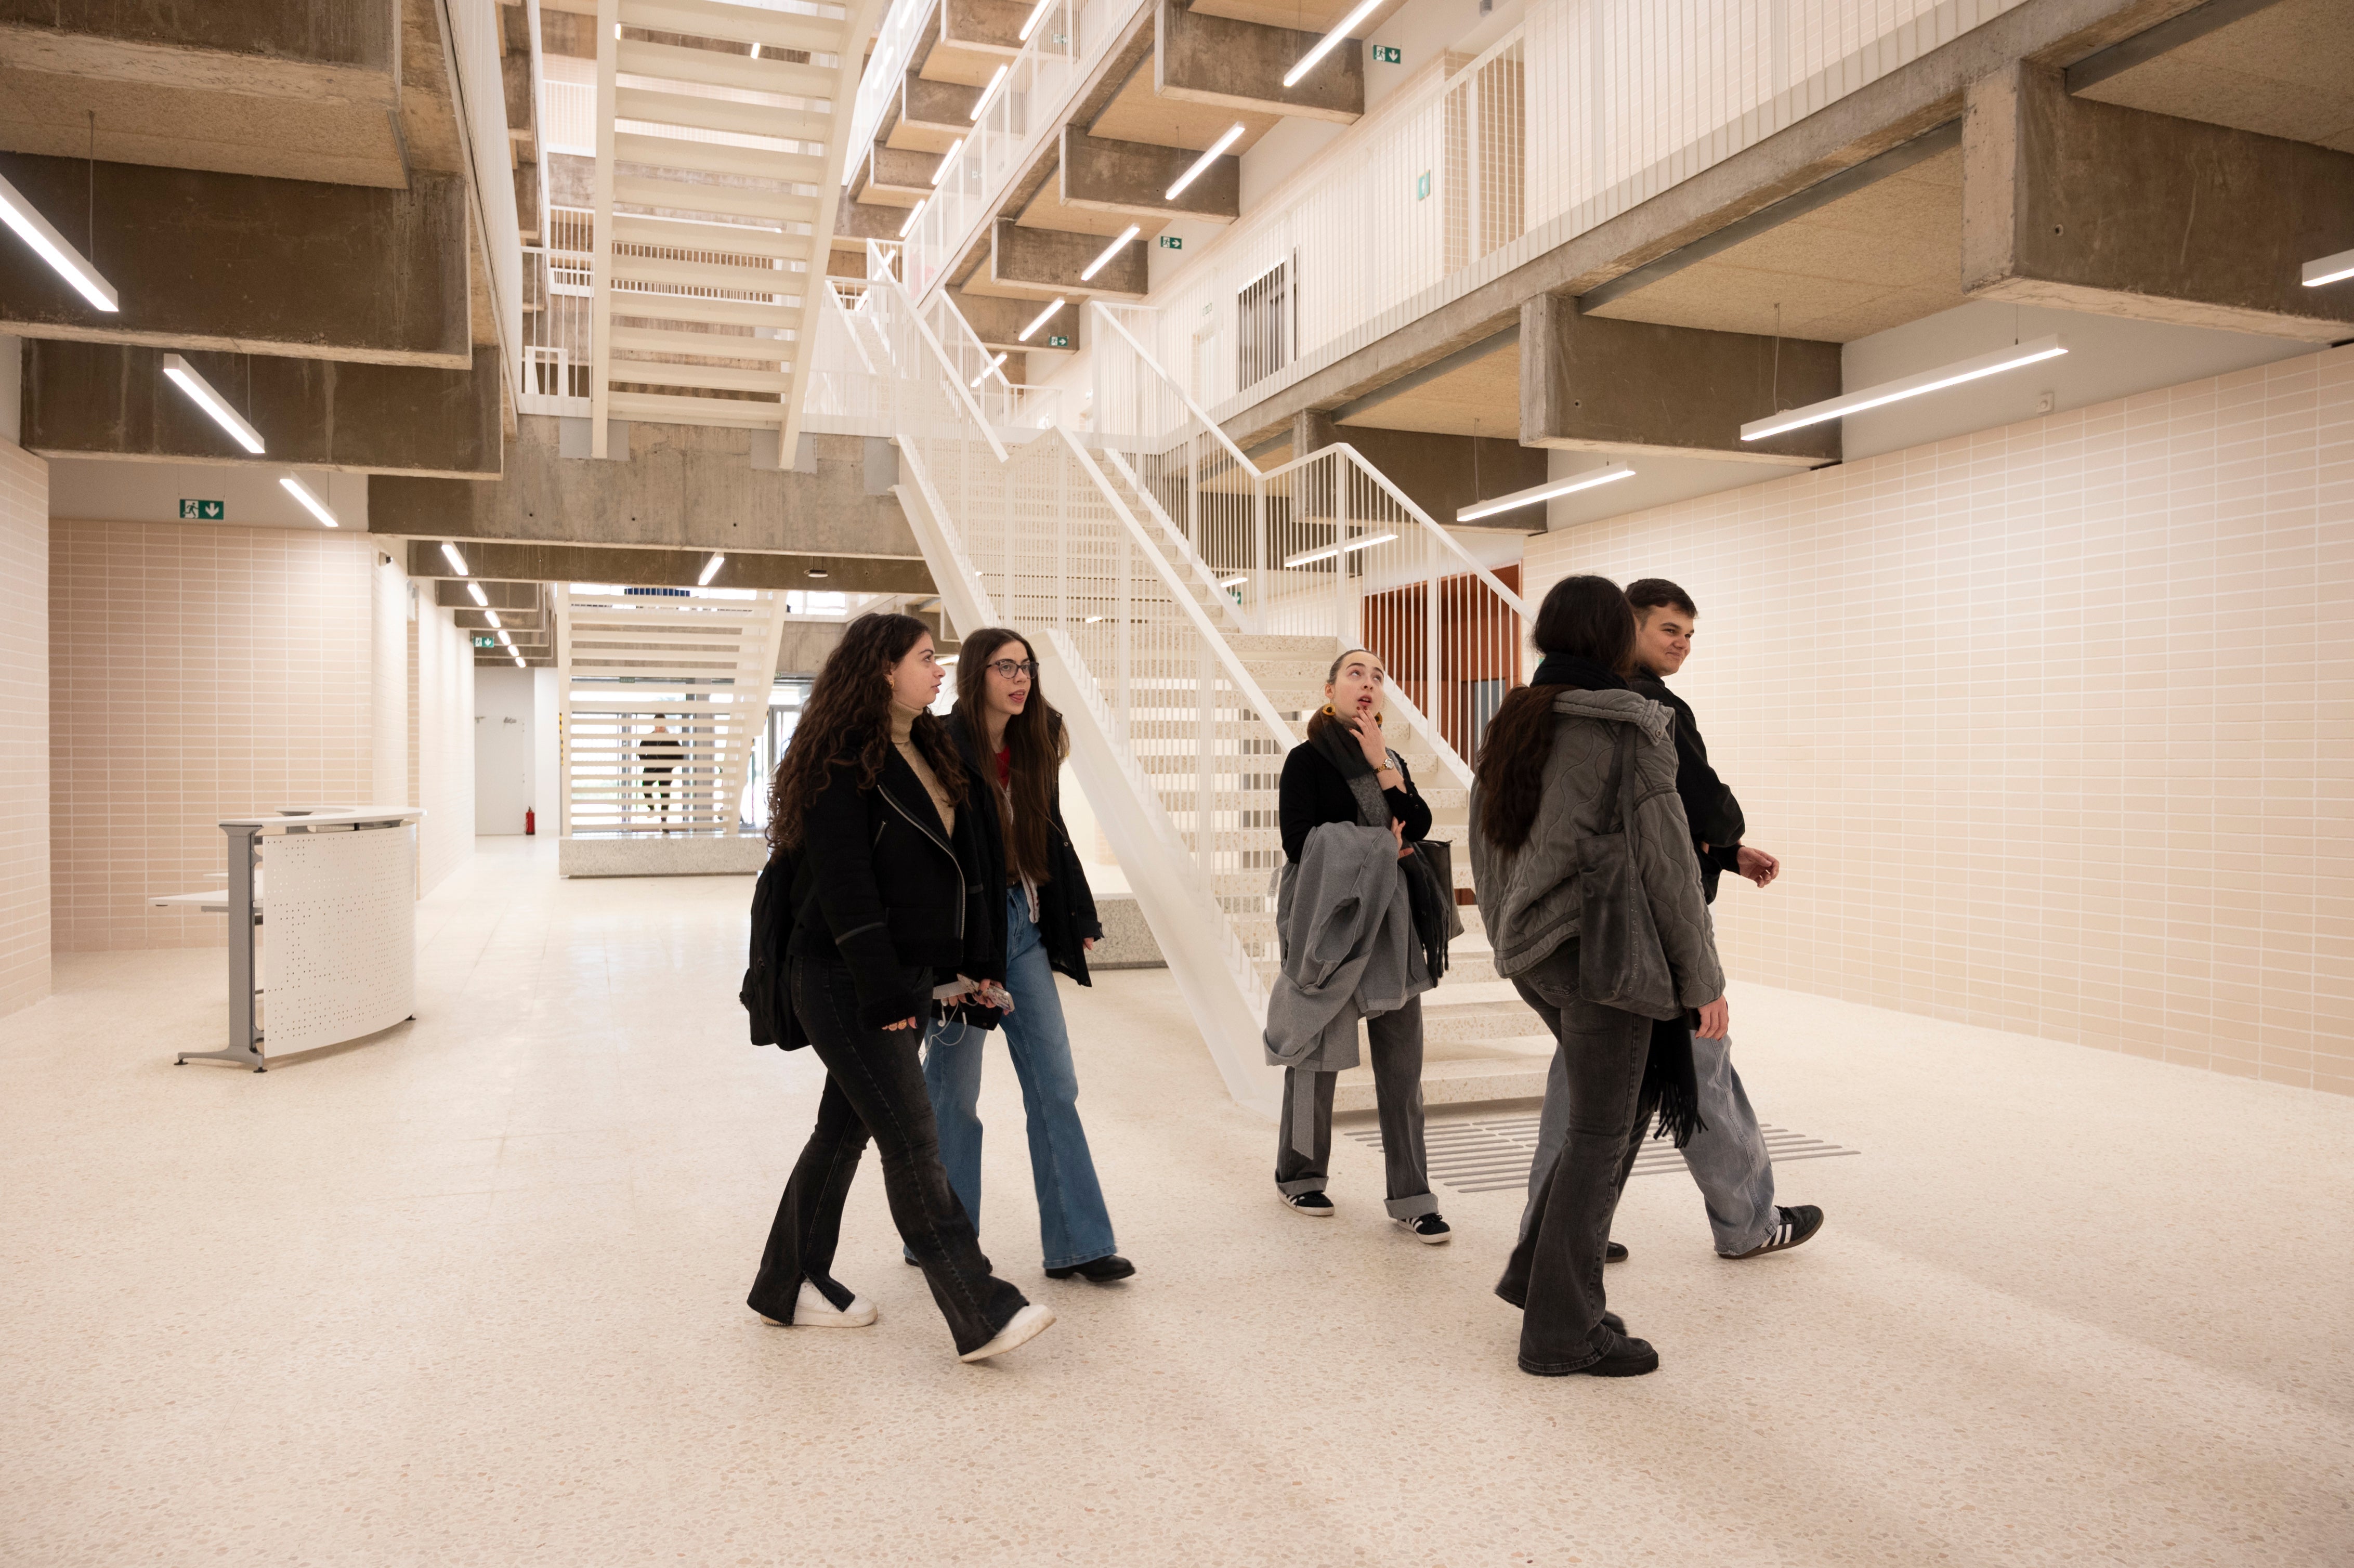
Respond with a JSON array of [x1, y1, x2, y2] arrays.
[[257, 826, 416, 1055]]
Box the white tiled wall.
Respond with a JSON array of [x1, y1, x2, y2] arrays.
[[1524, 345, 2354, 1095], [415, 601, 475, 894], [0, 438, 49, 1014], [48, 524, 400, 952]]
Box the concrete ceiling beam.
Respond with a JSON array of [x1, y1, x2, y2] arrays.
[[851, 143, 942, 207], [454, 608, 547, 633], [435, 580, 542, 611], [1058, 128, 1240, 224], [830, 200, 912, 251], [1154, 0, 1364, 125], [23, 342, 504, 477], [0, 154, 472, 367], [369, 416, 921, 557], [1520, 295, 1842, 465], [0, 4, 409, 187], [403, 539, 935, 594], [1962, 60, 2354, 339], [939, 0, 1030, 60], [949, 291, 1084, 352], [903, 71, 983, 137], [989, 219, 1148, 298]]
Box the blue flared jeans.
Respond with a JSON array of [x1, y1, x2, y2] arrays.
[[920, 888, 1118, 1271]]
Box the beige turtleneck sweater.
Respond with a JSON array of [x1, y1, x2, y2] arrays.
[[888, 701, 954, 838]]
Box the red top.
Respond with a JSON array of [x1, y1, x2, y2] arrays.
[[995, 745, 1012, 787]]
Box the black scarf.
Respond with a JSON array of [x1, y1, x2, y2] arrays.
[[1530, 653, 1629, 692]]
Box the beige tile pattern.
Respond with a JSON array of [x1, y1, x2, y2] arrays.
[[46, 522, 380, 952], [0, 438, 49, 1014], [1525, 345, 2354, 1094]]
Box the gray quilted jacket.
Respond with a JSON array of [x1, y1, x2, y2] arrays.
[[1469, 688, 1725, 1009]]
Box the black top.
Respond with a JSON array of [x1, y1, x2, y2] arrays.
[[1629, 669, 1744, 904], [944, 703, 1106, 986], [1277, 736, 1431, 864], [785, 741, 1006, 1029]]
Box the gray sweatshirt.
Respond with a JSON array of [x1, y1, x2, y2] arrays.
[[1468, 688, 1724, 1011]]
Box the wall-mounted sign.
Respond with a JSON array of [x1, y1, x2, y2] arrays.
[[472, 634, 496, 648], [1373, 44, 1402, 63], [1158, 234, 1183, 250], [1415, 171, 1431, 201], [1047, 334, 1070, 348], [179, 499, 225, 520]]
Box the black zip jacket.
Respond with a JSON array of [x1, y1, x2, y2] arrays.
[[785, 741, 1006, 1029], [1628, 669, 1744, 904], [946, 702, 1105, 986], [1277, 736, 1431, 863]]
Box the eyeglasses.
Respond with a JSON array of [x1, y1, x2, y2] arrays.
[[986, 658, 1039, 681]]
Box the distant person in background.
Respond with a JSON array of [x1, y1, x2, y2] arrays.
[[639, 720, 683, 831]]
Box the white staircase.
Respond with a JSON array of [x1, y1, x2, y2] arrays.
[[832, 246, 1548, 1116]]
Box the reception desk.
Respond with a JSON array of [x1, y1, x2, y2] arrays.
[[162, 807, 425, 1072]]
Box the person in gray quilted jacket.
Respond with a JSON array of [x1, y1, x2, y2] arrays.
[[1469, 574, 1727, 1378]]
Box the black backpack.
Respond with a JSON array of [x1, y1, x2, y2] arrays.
[[740, 849, 808, 1050]]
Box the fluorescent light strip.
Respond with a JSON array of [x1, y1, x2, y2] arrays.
[[898, 200, 927, 239], [1741, 334, 2069, 441], [1166, 124, 1245, 200], [1018, 0, 1054, 41], [1283, 0, 1382, 88], [2303, 246, 2354, 288], [1017, 297, 1065, 342], [1283, 530, 1395, 569], [1084, 615, 1107, 624], [277, 474, 339, 528], [483, 609, 502, 629], [1456, 463, 1636, 522], [441, 542, 470, 576], [1080, 224, 1140, 282], [466, 581, 488, 606], [698, 552, 725, 586], [970, 351, 1008, 388], [971, 64, 1008, 121], [0, 170, 119, 312], [937, 655, 959, 666], [931, 138, 963, 186], [160, 354, 264, 454], [1218, 574, 1247, 588]]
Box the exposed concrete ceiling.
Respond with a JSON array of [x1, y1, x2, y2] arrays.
[[1335, 332, 1519, 439], [1584, 143, 1965, 343], [1190, 0, 1409, 34], [1086, 59, 1283, 154], [2070, 0, 2354, 153], [1013, 166, 1173, 239]]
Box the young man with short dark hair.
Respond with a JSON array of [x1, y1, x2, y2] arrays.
[[1517, 578, 1823, 1261]]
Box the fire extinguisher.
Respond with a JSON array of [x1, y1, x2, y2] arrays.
[[525, 808, 537, 836]]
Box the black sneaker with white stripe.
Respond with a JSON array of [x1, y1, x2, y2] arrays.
[[1728, 1205, 1823, 1259], [1397, 1213, 1451, 1245], [1282, 1191, 1334, 1216]]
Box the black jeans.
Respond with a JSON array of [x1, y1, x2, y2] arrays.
[[1494, 945, 1652, 1374], [748, 953, 1030, 1356]]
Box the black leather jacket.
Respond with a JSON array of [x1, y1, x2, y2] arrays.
[[787, 739, 1006, 1029], [946, 702, 1105, 986]]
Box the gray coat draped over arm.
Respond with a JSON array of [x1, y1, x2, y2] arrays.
[[1263, 820, 1432, 1073], [1468, 689, 1724, 1012]]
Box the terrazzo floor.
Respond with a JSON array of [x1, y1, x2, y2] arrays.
[[2, 838, 2348, 1567]]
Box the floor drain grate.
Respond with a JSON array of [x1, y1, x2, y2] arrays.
[[1346, 1116, 1858, 1195]]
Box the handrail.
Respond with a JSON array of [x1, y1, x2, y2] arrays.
[[1097, 447, 1251, 636], [1091, 302, 1261, 475], [868, 240, 1009, 465], [1260, 441, 1532, 620], [821, 281, 876, 374]]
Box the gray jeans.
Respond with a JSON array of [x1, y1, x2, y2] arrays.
[[1521, 1027, 1779, 1256], [1274, 997, 1440, 1220]]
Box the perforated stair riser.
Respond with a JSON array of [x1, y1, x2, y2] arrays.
[[1345, 1117, 1860, 1195]]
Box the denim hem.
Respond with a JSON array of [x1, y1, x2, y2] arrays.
[[1275, 1176, 1328, 1196], [1042, 1248, 1118, 1271], [1383, 1191, 1440, 1220]]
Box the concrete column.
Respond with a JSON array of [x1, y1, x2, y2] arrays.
[[1059, 129, 1240, 224], [1521, 294, 1840, 465], [1961, 62, 2354, 340], [1154, 0, 1363, 124], [23, 342, 502, 476], [990, 220, 1147, 298], [0, 155, 472, 365]]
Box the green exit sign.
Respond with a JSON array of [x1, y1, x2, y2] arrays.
[[1373, 44, 1402, 63], [179, 499, 225, 520], [1047, 334, 1069, 348], [1158, 234, 1182, 250], [1415, 170, 1431, 201], [472, 635, 496, 648]]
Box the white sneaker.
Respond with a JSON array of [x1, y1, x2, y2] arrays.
[[758, 1278, 878, 1328], [958, 1302, 1056, 1363]]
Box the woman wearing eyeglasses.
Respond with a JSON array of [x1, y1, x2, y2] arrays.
[[918, 629, 1133, 1284]]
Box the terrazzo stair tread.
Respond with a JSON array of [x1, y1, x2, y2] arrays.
[[1421, 999, 1544, 1044], [1331, 1050, 1554, 1113], [1227, 633, 1336, 657]]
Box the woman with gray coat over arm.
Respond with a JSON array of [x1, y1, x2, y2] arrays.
[[1469, 576, 1728, 1377]]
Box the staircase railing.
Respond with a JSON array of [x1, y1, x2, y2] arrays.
[[851, 246, 1286, 1115], [1091, 302, 1532, 781]]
